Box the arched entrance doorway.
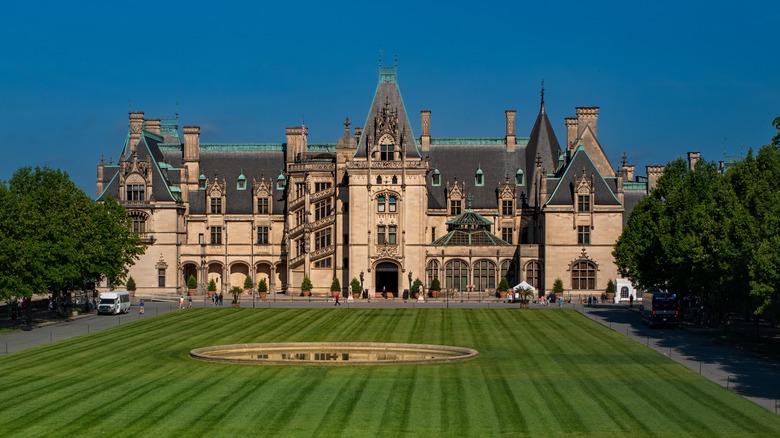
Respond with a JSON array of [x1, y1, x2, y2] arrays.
[[375, 261, 399, 297]]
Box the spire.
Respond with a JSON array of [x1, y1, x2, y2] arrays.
[[540, 79, 546, 114]]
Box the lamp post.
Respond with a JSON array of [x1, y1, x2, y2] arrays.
[[408, 271, 413, 299], [359, 271, 364, 300]]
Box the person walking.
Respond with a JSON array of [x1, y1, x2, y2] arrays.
[[139, 299, 145, 314], [188, 295, 193, 309], [179, 296, 184, 309], [218, 293, 224, 306], [334, 292, 341, 306]]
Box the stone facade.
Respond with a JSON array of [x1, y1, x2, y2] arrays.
[[96, 65, 659, 301]]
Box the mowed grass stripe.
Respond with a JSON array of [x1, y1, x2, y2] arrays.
[[2, 308, 780, 437]]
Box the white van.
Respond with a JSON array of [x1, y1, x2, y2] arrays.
[[98, 291, 131, 315]]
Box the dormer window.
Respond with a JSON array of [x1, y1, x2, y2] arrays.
[[276, 172, 286, 190], [198, 173, 206, 190], [515, 168, 524, 186], [578, 194, 591, 212], [475, 166, 484, 186], [236, 171, 246, 190], [432, 169, 441, 186]]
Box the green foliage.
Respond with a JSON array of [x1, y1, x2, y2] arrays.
[[1, 310, 778, 436], [0, 167, 145, 304], [605, 279, 615, 295], [301, 275, 313, 291], [125, 276, 136, 292], [498, 277, 509, 292], [350, 277, 361, 293], [229, 286, 242, 304], [187, 275, 198, 290], [430, 277, 441, 291], [257, 278, 268, 293], [330, 277, 341, 292], [208, 279, 217, 292], [411, 278, 422, 294], [552, 278, 564, 294], [243, 275, 253, 289]]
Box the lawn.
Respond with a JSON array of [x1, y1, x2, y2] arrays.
[[0, 308, 778, 437]]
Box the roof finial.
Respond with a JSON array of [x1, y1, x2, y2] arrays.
[[540, 79, 546, 114], [621, 152, 627, 168], [467, 194, 473, 210], [378, 49, 383, 67]]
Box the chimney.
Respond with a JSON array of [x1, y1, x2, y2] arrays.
[[623, 164, 635, 182], [505, 110, 516, 152], [285, 126, 307, 162], [646, 165, 665, 193], [183, 126, 200, 162], [128, 112, 144, 153], [420, 110, 431, 151], [96, 157, 105, 197], [355, 126, 363, 143], [576, 107, 599, 138], [565, 117, 578, 151], [687, 152, 701, 170], [146, 118, 161, 135]]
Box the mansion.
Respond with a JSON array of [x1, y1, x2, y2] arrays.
[[96, 65, 667, 300]]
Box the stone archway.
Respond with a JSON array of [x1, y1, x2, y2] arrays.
[[229, 263, 250, 291], [208, 263, 223, 294], [375, 261, 399, 298]]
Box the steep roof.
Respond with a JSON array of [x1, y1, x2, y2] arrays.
[[546, 146, 621, 206], [432, 208, 510, 246], [525, 100, 562, 206], [354, 65, 419, 159]]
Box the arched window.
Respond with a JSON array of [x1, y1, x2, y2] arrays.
[[501, 259, 518, 286], [473, 260, 496, 291], [445, 260, 469, 292], [525, 260, 541, 289], [426, 260, 440, 288], [571, 261, 596, 290]]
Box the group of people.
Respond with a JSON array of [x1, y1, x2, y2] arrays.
[[210, 293, 224, 306], [179, 295, 194, 309]]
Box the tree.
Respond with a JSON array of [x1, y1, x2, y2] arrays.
[[350, 277, 361, 294], [257, 278, 268, 293], [330, 277, 341, 293], [552, 278, 564, 295], [498, 277, 509, 292], [208, 279, 217, 293], [187, 275, 198, 290], [229, 286, 242, 304], [430, 277, 441, 292], [411, 278, 422, 295], [301, 275, 313, 292], [125, 276, 137, 294], [243, 275, 253, 290]]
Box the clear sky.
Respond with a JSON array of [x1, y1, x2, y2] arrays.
[[2, 1, 777, 195]]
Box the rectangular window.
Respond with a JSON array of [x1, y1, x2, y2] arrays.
[[450, 200, 462, 215], [502, 227, 513, 244], [315, 228, 332, 250], [388, 196, 397, 212], [578, 195, 591, 212], [377, 225, 386, 244], [210, 226, 222, 245], [210, 198, 222, 214], [158, 269, 165, 288], [502, 200, 514, 216], [315, 200, 330, 221], [296, 210, 305, 227], [257, 226, 269, 244], [314, 258, 332, 268], [295, 183, 306, 198], [388, 226, 397, 244], [257, 197, 269, 214], [380, 144, 395, 161], [377, 196, 386, 212], [126, 184, 145, 201], [432, 173, 441, 186], [296, 238, 305, 257], [314, 182, 331, 192], [578, 225, 591, 245], [432, 226, 436, 242]]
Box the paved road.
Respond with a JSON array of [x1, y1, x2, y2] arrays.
[[2, 297, 778, 414]]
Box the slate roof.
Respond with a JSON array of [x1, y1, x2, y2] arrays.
[[354, 66, 419, 159], [188, 148, 286, 215], [525, 102, 563, 206], [426, 142, 526, 210], [546, 146, 621, 207]]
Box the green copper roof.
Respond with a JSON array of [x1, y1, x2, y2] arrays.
[[445, 210, 494, 228]]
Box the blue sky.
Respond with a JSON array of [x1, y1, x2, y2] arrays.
[[2, 1, 778, 194]]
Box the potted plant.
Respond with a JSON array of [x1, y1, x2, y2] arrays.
[[552, 277, 564, 300], [498, 277, 509, 300], [207, 279, 217, 297], [229, 286, 242, 308], [518, 286, 534, 308], [126, 276, 137, 297], [350, 277, 361, 299], [187, 275, 198, 296], [430, 277, 441, 299], [257, 278, 268, 300], [411, 278, 422, 299], [301, 275, 313, 296], [243, 275, 253, 295], [330, 277, 341, 299], [605, 279, 616, 303]]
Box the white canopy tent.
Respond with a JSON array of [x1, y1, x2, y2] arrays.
[[512, 281, 535, 291]]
